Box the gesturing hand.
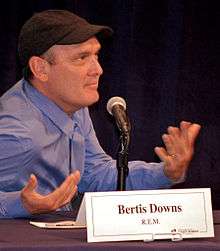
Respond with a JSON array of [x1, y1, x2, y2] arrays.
[[154, 121, 201, 181], [21, 171, 80, 215]]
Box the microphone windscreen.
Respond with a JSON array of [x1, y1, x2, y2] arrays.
[[106, 96, 126, 115]]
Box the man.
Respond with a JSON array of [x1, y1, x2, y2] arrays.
[[0, 10, 200, 218]]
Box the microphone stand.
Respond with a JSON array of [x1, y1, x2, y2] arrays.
[[116, 132, 130, 191]]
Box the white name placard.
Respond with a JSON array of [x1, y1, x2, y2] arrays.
[[76, 188, 214, 242]]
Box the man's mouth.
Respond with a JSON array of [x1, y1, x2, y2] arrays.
[[85, 83, 98, 89]]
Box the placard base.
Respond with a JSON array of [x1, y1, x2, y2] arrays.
[[143, 232, 183, 242]]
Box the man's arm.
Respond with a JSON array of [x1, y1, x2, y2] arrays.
[[0, 130, 31, 218], [0, 121, 81, 218], [78, 109, 201, 192]]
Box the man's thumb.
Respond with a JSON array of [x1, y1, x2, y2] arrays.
[[23, 174, 37, 192]]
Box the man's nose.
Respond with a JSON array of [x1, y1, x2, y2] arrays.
[[88, 56, 103, 76]]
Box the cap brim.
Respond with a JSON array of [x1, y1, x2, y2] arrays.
[[56, 24, 113, 45]]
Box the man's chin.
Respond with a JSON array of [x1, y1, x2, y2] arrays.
[[86, 93, 100, 106]]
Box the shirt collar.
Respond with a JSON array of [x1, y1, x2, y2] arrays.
[[22, 79, 78, 137]]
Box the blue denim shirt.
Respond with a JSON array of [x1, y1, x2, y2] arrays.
[[0, 79, 172, 218]]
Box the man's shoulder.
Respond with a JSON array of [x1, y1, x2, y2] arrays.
[[1, 79, 38, 115], [1, 79, 23, 98], [1, 80, 28, 112], [0, 80, 41, 133]]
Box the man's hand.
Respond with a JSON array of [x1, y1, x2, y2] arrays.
[[154, 121, 201, 181], [21, 171, 80, 215]]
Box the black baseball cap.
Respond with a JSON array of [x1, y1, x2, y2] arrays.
[[18, 9, 113, 67]]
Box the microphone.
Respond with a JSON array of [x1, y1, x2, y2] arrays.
[[106, 96, 131, 135]]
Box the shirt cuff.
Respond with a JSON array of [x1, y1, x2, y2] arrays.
[[0, 191, 31, 218], [170, 173, 186, 184]]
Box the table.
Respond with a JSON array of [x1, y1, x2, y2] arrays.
[[0, 211, 220, 251]]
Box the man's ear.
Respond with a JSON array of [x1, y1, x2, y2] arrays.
[[28, 56, 50, 82]]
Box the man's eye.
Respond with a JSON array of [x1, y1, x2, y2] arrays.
[[76, 54, 89, 61], [72, 53, 99, 63], [79, 55, 87, 60]]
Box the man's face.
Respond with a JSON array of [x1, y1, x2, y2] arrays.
[[40, 37, 103, 114]]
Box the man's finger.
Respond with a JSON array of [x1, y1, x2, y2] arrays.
[[62, 185, 78, 206], [55, 183, 78, 208], [180, 121, 191, 130], [188, 124, 201, 143], [162, 134, 175, 155], [58, 173, 79, 204], [22, 174, 37, 193], [49, 171, 80, 205], [180, 121, 192, 138], [71, 170, 81, 185], [56, 170, 80, 194], [154, 147, 168, 163], [167, 126, 180, 138]]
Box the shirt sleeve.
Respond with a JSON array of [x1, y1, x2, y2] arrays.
[[0, 119, 33, 218], [78, 109, 173, 193]]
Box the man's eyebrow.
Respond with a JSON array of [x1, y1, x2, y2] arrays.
[[76, 47, 101, 56]]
